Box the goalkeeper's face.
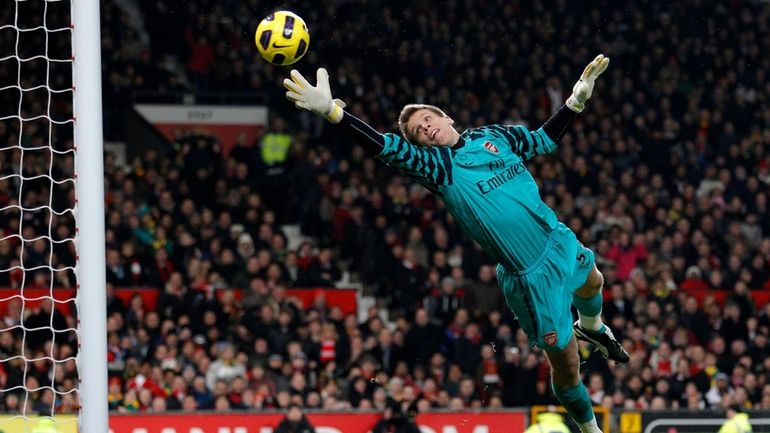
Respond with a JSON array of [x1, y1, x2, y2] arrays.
[[406, 109, 460, 147]]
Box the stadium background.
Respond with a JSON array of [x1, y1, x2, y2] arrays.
[[1, 0, 770, 432]]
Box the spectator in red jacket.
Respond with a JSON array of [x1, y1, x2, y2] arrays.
[[185, 30, 214, 93], [681, 266, 710, 292], [606, 232, 649, 281]]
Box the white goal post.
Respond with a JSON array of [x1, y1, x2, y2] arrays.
[[72, 0, 108, 432]]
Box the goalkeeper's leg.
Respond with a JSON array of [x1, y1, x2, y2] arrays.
[[545, 338, 603, 433], [572, 266, 629, 363]]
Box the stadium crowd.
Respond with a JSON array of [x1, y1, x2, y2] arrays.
[[1, 0, 770, 420]]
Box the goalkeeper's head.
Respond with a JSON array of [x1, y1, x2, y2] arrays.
[[399, 104, 461, 147]]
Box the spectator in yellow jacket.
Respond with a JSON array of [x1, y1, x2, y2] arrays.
[[718, 405, 752, 433], [524, 412, 572, 433], [31, 418, 61, 433]]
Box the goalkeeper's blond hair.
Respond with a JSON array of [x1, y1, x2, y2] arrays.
[[398, 104, 448, 144]]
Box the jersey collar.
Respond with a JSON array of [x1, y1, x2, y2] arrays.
[[451, 136, 466, 150]]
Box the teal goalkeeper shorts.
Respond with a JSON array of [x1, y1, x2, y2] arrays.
[[496, 223, 595, 350]]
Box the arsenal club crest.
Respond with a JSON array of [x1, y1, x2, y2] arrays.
[[483, 141, 499, 154], [543, 331, 558, 346]]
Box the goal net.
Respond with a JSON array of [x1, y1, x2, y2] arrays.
[[0, 1, 106, 432]]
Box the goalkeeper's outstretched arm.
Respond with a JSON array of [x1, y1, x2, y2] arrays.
[[283, 68, 387, 155], [502, 54, 610, 160], [283, 68, 452, 193], [539, 54, 611, 144], [540, 105, 578, 145]]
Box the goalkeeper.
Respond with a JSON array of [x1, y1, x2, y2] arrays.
[[283, 54, 626, 433]]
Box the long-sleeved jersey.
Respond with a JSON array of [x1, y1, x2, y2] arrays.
[[339, 106, 575, 272]]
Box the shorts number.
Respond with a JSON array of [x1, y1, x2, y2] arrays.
[[576, 252, 588, 267]]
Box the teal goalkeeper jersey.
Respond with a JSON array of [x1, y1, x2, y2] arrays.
[[377, 125, 559, 272]]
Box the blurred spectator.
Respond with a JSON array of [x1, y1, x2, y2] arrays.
[[369, 328, 403, 375], [302, 248, 342, 286], [275, 403, 316, 433], [606, 232, 649, 281], [466, 264, 503, 320], [426, 277, 463, 327], [185, 32, 214, 93], [403, 308, 442, 368], [205, 343, 247, 391], [718, 404, 753, 433], [523, 412, 571, 433], [372, 406, 420, 433], [30, 418, 62, 433]]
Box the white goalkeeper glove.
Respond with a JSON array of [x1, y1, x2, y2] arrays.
[[565, 54, 610, 113], [283, 68, 346, 124]]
